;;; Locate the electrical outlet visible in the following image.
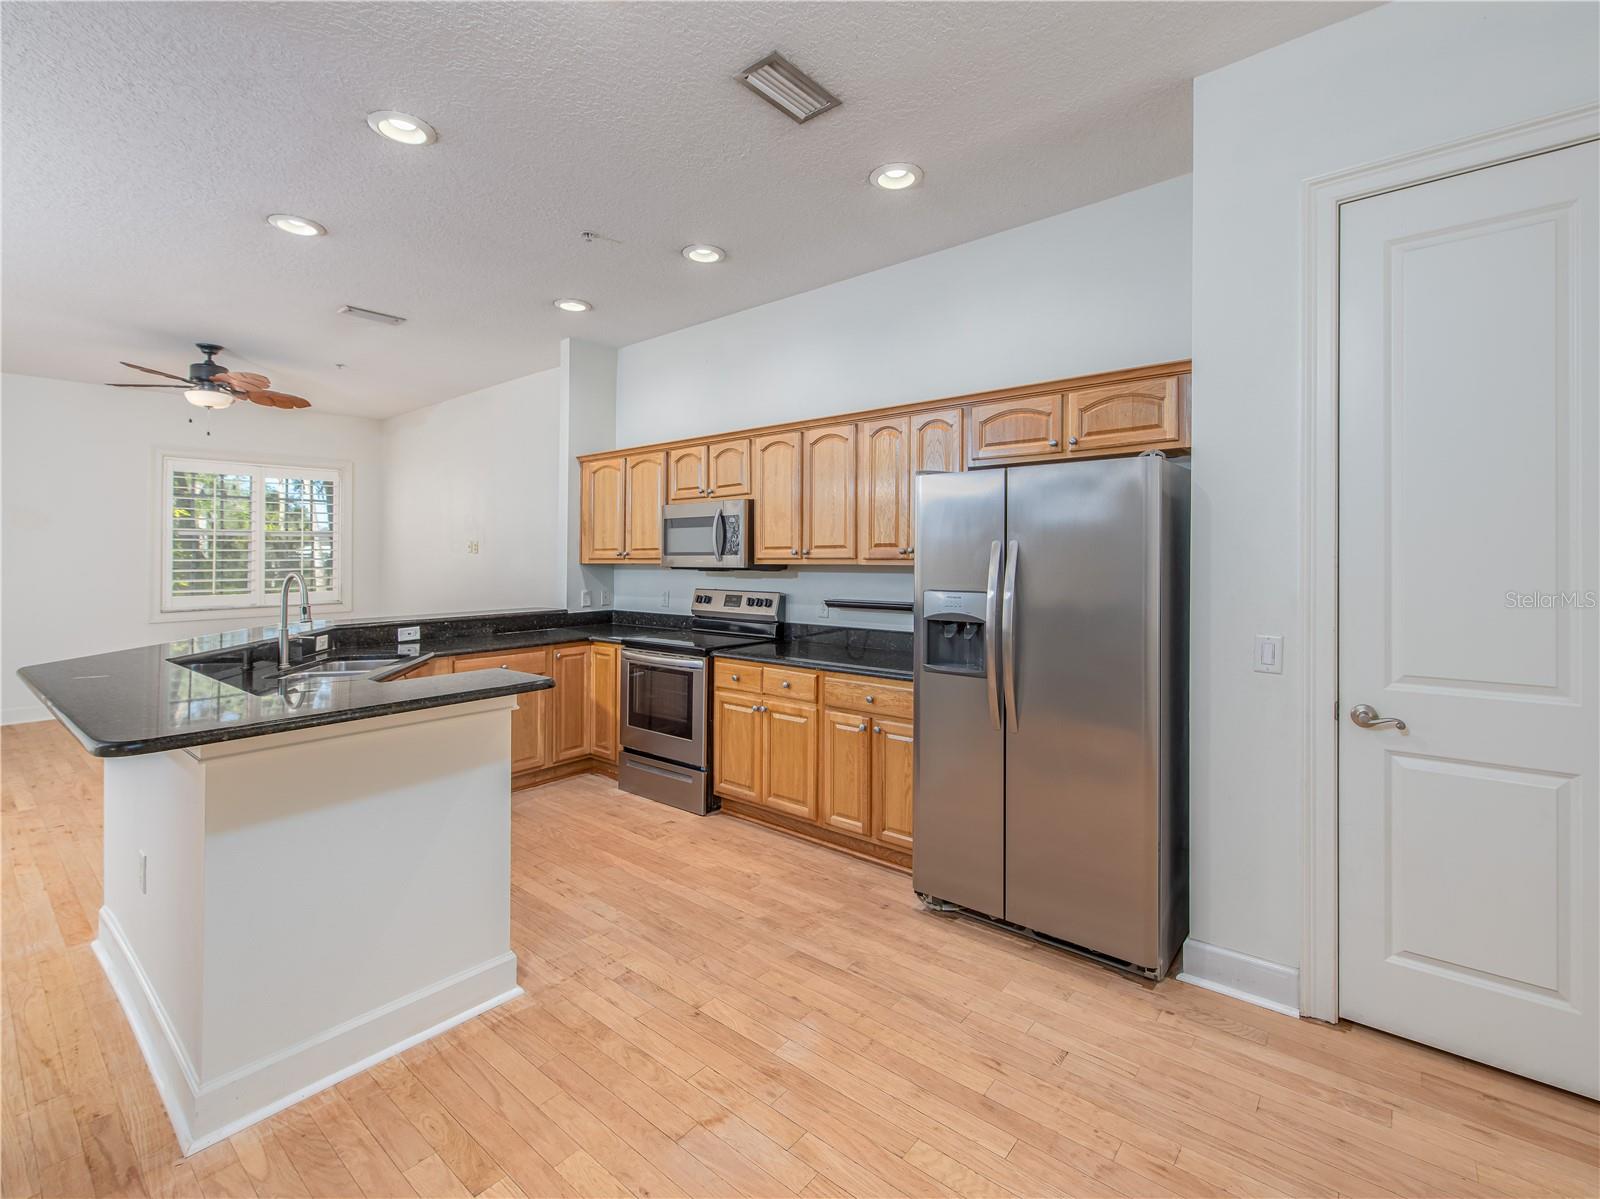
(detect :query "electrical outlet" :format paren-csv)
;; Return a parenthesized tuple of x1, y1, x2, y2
(315, 634, 330, 652)
(600, 588, 610, 606)
(661, 590, 671, 608)
(580, 588, 593, 607)
(397, 626, 421, 642)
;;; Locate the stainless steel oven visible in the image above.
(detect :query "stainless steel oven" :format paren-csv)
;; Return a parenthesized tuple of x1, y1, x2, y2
(620, 648, 708, 768)
(661, 498, 753, 570)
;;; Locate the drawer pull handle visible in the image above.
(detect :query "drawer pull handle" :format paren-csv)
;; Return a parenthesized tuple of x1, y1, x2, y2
(730, 673, 740, 682)
(780, 680, 791, 689)
(864, 695, 874, 703)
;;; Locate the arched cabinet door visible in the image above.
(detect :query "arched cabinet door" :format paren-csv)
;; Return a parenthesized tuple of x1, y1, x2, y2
(1064, 376, 1186, 455)
(580, 456, 626, 562)
(966, 393, 1064, 465)
(857, 416, 910, 562)
(801, 422, 857, 560)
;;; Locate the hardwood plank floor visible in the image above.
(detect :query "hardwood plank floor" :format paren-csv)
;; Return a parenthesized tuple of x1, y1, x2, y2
(3, 719, 1596, 1198)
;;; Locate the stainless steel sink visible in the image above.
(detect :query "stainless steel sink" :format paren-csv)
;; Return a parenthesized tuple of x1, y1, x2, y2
(282, 656, 405, 679)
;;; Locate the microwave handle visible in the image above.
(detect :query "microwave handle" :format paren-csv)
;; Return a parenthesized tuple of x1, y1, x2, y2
(713, 509, 726, 563)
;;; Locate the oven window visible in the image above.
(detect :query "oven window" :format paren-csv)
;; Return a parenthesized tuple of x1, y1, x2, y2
(664, 514, 715, 556)
(626, 662, 695, 740)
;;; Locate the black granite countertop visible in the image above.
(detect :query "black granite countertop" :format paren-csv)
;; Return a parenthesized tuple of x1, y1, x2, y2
(715, 628, 913, 680)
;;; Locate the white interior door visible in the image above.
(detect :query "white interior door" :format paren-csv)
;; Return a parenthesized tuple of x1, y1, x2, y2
(1338, 140, 1598, 1098)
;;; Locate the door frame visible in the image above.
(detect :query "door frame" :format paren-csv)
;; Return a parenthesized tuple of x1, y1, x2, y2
(1298, 103, 1599, 1023)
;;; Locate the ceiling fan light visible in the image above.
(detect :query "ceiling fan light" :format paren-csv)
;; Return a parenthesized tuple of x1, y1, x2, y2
(185, 386, 235, 410)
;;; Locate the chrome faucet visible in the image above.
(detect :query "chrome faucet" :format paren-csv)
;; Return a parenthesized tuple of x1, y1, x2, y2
(278, 572, 310, 670)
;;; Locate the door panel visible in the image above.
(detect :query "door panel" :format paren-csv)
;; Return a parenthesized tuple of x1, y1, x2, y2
(803, 423, 857, 560)
(1064, 377, 1182, 453)
(873, 717, 915, 850)
(966, 394, 1063, 465)
(857, 416, 910, 561)
(550, 645, 590, 763)
(1338, 142, 1598, 1098)
(908, 407, 963, 558)
(667, 445, 708, 502)
(713, 694, 762, 802)
(624, 454, 664, 561)
(707, 438, 752, 497)
(911, 470, 1006, 917)
(581, 457, 626, 562)
(820, 708, 872, 837)
(753, 432, 803, 562)
(589, 643, 619, 762)
(455, 648, 552, 772)
(763, 699, 817, 819)
(1004, 458, 1161, 967)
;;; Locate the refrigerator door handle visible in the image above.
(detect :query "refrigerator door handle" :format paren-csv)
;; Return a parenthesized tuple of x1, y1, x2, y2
(1002, 539, 1019, 732)
(985, 539, 1003, 729)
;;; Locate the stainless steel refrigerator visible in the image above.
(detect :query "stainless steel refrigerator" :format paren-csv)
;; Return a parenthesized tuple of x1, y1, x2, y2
(912, 453, 1188, 979)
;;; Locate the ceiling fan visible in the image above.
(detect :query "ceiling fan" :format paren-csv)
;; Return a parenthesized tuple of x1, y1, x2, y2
(106, 343, 311, 410)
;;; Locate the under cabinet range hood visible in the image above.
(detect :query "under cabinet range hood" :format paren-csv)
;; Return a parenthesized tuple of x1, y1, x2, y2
(662, 498, 777, 570)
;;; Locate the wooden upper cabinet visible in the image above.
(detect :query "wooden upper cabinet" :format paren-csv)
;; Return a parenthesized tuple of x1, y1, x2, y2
(802, 422, 857, 560)
(706, 437, 752, 497)
(666, 445, 707, 502)
(966, 393, 1065, 466)
(1065, 375, 1185, 455)
(580, 456, 627, 563)
(910, 407, 965, 476)
(624, 453, 664, 561)
(753, 432, 803, 563)
(550, 644, 591, 765)
(857, 416, 910, 562)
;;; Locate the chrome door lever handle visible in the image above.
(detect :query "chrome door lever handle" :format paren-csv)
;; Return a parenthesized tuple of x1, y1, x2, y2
(1350, 703, 1406, 732)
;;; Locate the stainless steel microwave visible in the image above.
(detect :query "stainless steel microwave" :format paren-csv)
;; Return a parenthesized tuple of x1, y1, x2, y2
(661, 498, 754, 569)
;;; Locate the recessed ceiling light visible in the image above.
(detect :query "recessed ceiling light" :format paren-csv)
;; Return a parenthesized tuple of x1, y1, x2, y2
(366, 110, 437, 146)
(553, 298, 592, 313)
(870, 163, 922, 191)
(682, 244, 726, 264)
(266, 213, 326, 237)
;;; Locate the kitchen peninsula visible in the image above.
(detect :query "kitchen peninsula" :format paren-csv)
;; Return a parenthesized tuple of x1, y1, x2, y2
(17, 619, 556, 1154)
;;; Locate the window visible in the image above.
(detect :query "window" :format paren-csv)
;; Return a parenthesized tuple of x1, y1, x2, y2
(161, 455, 348, 612)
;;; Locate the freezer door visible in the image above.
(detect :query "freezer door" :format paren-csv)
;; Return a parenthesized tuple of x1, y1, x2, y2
(912, 470, 1007, 918)
(1003, 457, 1168, 969)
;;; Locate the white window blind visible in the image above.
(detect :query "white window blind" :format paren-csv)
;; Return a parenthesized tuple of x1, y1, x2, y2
(162, 456, 347, 612)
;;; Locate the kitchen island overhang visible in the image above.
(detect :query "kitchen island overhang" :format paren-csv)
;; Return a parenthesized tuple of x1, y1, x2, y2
(19, 633, 551, 1155)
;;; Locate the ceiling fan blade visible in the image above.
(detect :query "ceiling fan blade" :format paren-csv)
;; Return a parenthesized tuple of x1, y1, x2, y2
(107, 382, 187, 388)
(214, 371, 270, 391)
(119, 361, 192, 383)
(244, 390, 312, 410)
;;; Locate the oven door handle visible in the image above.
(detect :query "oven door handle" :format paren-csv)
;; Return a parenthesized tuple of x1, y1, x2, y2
(621, 649, 706, 670)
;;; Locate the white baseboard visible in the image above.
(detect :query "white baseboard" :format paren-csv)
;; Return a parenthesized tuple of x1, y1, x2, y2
(94, 907, 522, 1155)
(1, 706, 50, 727)
(1177, 937, 1301, 1017)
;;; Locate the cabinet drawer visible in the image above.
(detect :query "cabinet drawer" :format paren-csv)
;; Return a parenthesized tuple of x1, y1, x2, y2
(453, 647, 551, 675)
(762, 666, 817, 701)
(822, 674, 912, 718)
(715, 659, 762, 693)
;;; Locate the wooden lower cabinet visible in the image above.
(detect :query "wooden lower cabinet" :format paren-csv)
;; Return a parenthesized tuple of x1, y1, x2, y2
(550, 644, 591, 764)
(821, 708, 873, 836)
(452, 648, 552, 773)
(589, 642, 619, 762)
(715, 662, 913, 864)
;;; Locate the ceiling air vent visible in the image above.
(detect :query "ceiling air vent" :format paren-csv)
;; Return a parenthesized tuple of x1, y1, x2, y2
(738, 52, 840, 124)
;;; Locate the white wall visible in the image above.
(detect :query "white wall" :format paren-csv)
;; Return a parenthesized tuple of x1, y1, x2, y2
(378, 368, 563, 616)
(1189, 1, 1599, 975)
(0, 373, 386, 723)
(612, 175, 1194, 627)
(558, 340, 617, 614)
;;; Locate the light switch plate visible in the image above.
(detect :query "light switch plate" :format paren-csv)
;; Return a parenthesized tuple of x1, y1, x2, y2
(1254, 634, 1284, 674)
(397, 626, 421, 642)
(315, 634, 330, 652)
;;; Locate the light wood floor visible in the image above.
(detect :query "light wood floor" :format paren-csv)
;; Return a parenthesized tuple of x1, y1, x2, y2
(3, 721, 1597, 1199)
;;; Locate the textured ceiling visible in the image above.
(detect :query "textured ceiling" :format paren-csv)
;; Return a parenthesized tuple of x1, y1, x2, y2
(2, 1, 1365, 418)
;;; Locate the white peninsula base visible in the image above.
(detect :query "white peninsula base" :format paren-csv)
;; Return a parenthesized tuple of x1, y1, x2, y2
(92, 697, 524, 1154)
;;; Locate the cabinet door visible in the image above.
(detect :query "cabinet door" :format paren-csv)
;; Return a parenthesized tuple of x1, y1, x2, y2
(550, 645, 591, 764)
(1064, 376, 1184, 455)
(667, 445, 708, 502)
(706, 437, 752, 497)
(872, 717, 915, 850)
(580, 456, 627, 562)
(820, 708, 873, 837)
(752, 432, 804, 563)
(802, 423, 857, 560)
(857, 416, 910, 562)
(713, 693, 763, 803)
(762, 699, 817, 820)
(624, 453, 665, 561)
(907, 407, 964, 559)
(588, 642, 619, 763)
(455, 648, 551, 772)
(966, 394, 1064, 465)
